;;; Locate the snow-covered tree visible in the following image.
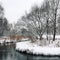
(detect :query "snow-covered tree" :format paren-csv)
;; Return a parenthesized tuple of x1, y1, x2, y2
(0, 3, 8, 36)
(46, 0, 60, 41)
(15, 0, 60, 42)
(15, 16, 28, 36)
(21, 5, 47, 41)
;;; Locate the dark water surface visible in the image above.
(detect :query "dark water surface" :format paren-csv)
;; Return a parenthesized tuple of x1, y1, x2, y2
(0, 44, 60, 60)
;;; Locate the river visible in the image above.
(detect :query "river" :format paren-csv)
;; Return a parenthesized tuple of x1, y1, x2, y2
(0, 44, 60, 60)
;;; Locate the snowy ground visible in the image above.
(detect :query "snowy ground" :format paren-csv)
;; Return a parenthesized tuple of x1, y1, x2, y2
(0, 38, 16, 45)
(16, 39, 60, 56)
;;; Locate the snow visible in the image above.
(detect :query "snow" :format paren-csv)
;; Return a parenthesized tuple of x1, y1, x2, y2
(0, 38, 16, 45)
(42, 35, 60, 40)
(21, 38, 29, 41)
(0, 39, 5, 44)
(0, 39, 11, 43)
(16, 40, 60, 55)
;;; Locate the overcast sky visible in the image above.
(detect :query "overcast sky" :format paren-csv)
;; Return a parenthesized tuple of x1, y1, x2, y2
(0, 0, 43, 23)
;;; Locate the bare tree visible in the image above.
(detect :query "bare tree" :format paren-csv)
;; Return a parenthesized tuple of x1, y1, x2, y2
(40, 0, 50, 40)
(23, 5, 46, 40)
(42, 0, 60, 41)
(49, 0, 60, 41)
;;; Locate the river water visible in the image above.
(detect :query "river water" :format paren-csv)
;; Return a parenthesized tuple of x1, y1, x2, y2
(0, 44, 60, 60)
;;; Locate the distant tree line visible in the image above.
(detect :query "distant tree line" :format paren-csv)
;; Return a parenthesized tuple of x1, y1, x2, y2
(0, 3, 9, 36)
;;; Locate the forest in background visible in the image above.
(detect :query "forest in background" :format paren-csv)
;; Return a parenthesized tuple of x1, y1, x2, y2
(0, 0, 60, 42)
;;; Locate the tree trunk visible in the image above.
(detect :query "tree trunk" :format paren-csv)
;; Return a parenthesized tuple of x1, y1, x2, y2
(53, 10, 57, 41)
(40, 34, 42, 40)
(53, 20, 56, 41)
(46, 19, 48, 40)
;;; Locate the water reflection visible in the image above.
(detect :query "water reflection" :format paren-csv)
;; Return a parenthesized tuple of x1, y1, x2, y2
(0, 44, 60, 60)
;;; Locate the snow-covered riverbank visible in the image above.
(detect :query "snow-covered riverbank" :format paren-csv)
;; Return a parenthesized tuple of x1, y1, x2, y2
(16, 40, 60, 56)
(0, 39, 16, 45)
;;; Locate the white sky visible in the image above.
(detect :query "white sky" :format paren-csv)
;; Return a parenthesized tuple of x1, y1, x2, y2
(0, 0, 43, 23)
